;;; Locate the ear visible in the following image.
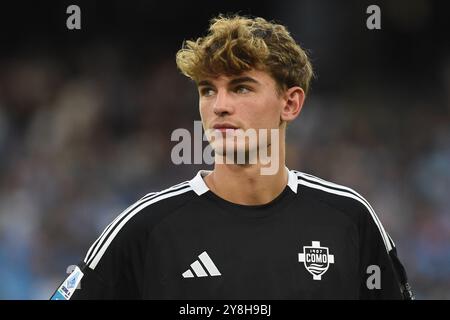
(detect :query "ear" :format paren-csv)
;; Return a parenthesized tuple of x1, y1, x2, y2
(280, 86, 305, 122)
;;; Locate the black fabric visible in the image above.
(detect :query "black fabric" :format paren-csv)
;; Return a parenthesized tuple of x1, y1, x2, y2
(56, 171, 412, 300)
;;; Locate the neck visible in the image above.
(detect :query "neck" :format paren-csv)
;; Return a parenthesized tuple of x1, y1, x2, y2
(204, 145, 287, 206)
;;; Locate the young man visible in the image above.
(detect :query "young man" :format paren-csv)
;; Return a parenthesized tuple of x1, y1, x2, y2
(52, 15, 413, 300)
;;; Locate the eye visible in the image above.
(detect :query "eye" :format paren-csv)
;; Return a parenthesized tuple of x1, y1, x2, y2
(200, 87, 215, 97)
(235, 86, 251, 94)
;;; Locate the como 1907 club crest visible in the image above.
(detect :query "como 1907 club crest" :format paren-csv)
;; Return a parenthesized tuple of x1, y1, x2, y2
(298, 241, 335, 280)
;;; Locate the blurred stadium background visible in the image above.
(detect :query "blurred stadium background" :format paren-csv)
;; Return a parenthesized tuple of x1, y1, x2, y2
(0, 0, 448, 299)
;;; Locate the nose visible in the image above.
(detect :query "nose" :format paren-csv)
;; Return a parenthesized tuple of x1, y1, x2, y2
(213, 89, 234, 116)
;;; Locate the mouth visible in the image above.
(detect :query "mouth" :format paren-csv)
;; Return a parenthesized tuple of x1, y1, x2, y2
(212, 123, 239, 133)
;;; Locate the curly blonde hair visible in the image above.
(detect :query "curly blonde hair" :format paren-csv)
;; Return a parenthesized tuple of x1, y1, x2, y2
(176, 14, 314, 95)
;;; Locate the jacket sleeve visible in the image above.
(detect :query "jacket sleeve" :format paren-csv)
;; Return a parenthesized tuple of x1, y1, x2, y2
(358, 203, 414, 300)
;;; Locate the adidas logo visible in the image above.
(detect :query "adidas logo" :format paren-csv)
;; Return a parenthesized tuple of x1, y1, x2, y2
(182, 251, 221, 278)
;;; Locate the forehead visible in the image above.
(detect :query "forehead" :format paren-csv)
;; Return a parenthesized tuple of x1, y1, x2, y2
(197, 69, 276, 86)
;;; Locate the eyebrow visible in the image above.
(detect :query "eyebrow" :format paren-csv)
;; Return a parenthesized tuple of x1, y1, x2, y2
(197, 76, 261, 87)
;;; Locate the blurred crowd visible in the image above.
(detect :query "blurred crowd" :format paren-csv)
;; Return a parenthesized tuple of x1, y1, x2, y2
(0, 39, 449, 299)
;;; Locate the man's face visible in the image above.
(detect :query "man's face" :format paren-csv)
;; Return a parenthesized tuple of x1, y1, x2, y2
(198, 69, 285, 160)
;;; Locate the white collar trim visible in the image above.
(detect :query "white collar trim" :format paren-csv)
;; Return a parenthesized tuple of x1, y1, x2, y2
(287, 168, 299, 193)
(189, 167, 298, 195)
(189, 170, 211, 196)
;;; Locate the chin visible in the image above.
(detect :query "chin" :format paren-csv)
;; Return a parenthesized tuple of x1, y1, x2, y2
(214, 144, 259, 164)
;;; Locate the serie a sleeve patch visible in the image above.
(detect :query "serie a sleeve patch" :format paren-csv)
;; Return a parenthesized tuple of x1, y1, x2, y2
(51, 266, 84, 300)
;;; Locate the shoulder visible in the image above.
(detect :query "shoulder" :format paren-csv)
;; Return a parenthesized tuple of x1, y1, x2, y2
(292, 170, 371, 213)
(82, 179, 197, 269)
(112, 180, 197, 233)
(291, 170, 393, 252)
(136, 180, 197, 214)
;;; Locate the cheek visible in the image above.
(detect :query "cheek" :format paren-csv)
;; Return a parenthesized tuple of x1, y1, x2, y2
(259, 98, 283, 127)
(199, 102, 209, 121)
